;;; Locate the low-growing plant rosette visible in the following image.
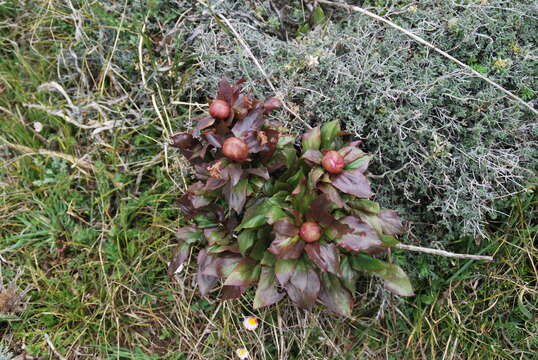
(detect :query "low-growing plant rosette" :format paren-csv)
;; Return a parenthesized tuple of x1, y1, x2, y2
(169, 83, 414, 316)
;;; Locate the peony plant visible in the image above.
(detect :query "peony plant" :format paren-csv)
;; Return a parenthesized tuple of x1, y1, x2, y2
(168, 79, 413, 316)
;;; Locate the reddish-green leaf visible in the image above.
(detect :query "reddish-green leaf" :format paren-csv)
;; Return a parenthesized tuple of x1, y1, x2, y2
(337, 216, 383, 253)
(350, 254, 414, 296)
(254, 267, 285, 309)
(268, 235, 304, 260)
(378, 210, 404, 235)
(285, 262, 320, 309)
(302, 149, 323, 165)
(225, 179, 248, 214)
(197, 250, 219, 296)
(338, 142, 364, 164)
(349, 199, 380, 215)
(201, 253, 242, 278)
(175, 225, 203, 244)
(305, 242, 341, 275)
(168, 242, 191, 276)
(308, 167, 325, 189)
(318, 273, 353, 316)
(224, 258, 261, 287)
(275, 259, 297, 286)
(273, 217, 299, 237)
(302, 126, 321, 152)
(332, 169, 373, 198)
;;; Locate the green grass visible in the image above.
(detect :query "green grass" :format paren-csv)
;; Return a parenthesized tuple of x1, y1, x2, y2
(1, 1, 536, 359)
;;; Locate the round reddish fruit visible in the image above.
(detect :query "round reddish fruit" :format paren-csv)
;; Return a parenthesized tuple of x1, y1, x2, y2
(222, 137, 249, 162)
(299, 221, 322, 243)
(209, 99, 231, 119)
(322, 150, 345, 174)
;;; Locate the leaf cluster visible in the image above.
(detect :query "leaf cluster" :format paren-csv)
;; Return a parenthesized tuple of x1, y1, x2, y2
(169, 79, 413, 316)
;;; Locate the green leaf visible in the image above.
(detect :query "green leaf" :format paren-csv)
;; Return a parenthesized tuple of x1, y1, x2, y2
(321, 120, 340, 148)
(350, 254, 414, 296)
(339, 257, 358, 294)
(261, 251, 276, 266)
(266, 206, 288, 225)
(312, 5, 326, 25)
(345, 155, 372, 172)
(238, 214, 266, 230)
(238, 229, 256, 256)
(302, 126, 321, 152)
(254, 267, 285, 309)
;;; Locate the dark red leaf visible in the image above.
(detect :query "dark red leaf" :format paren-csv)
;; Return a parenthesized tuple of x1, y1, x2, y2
(221, 163, 243, 187)
(263, 97, 281, 114)
(194, 116, 215, 135)
(285, 263, 320, 309)
(253, 267, 285, 309)
(302, 149, 323, 165)
(221, 285, 247, 300)
(216, 78, 238, 104)
(246, 167, 270, 180)
(318, 273, 353, 316)
(332, 169, 373, 198)
(224, 179, 248, 214)
(305, 243, 340, 275)
(273, 217, 299, 237)
(204, 177, 227, 191)
(318, 183, 346, 208)
(203, 131, 224, 148)
(305, 195, 335, 227)
(378, 210, 404, 235)
(232, 107, 265, 138)
(268, 235, 304, 260)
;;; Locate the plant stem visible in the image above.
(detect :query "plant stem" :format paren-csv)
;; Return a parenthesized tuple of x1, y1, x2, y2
(395, 244, 493, 261)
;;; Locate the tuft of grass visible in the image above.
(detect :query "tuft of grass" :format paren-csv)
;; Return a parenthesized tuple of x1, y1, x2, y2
(0, 0, 536, 359)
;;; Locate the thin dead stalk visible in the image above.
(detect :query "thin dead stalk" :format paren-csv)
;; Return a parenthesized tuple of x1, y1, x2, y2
(318, 0, 538, 116)
(395, 244, 493, 261)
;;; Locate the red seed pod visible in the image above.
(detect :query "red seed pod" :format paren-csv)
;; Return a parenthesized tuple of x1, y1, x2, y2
(299, 221, 322, 243)
(322, 150, 345, 174)
(222, 137, 249, 162)
(209, 99, 231, 119)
